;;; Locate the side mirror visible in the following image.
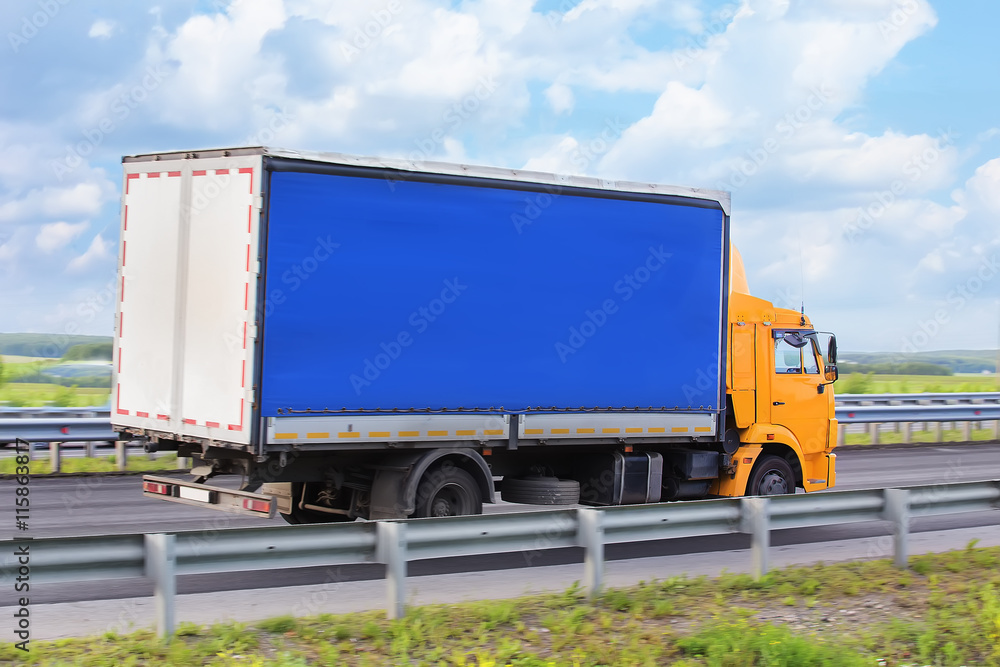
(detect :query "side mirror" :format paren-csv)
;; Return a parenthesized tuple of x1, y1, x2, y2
(825, 365, 838, 383)
(827, 337, 837, 365)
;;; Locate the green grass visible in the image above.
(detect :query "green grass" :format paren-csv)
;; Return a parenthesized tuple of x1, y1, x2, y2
(0, 382, 109, 407)
(845, 424, 999, 446)
(5, 545, 1000, 666)
(838, 373, 999, 394)
(0, 452, 180, 474)
(0, 354, 54, 364)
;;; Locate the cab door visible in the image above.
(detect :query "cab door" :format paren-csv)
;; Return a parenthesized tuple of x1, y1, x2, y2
(769, 331, 830, 452)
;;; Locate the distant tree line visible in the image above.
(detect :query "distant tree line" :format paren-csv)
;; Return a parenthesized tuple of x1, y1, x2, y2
(0, 333, 112, 358)
(839, 361, 952, 376)
(60, 342, 113, 361)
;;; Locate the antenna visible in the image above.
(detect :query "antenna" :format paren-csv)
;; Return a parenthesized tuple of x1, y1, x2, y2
(797, 228, 806, 324)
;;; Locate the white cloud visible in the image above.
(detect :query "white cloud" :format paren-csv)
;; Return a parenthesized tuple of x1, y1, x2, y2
(66, 234, 112, 274)
(36, 221, 88, 253)
(544, 83, 574, 115)
(0, 182, 113, 224)
(88, 19, 117, 40)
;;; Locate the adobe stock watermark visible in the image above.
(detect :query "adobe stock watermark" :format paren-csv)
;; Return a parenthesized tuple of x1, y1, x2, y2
(672, 6, 738, 70)
(384, 73, 498, 193)
(338, 0, 402, 63)
(716, 83, 835, 193)
(8, 0, 71, 53)
(51, 64, 172, 181)
(225, 235, 341, 352)
(899, 253, 999, 354)
(408, 75, 498, 162)
(511, 116, 627, 235)
(555, 246, 672, 363)
(878, 0, 921, 40)
(349, 278, 468, 394)
(844, 127, 956, 244)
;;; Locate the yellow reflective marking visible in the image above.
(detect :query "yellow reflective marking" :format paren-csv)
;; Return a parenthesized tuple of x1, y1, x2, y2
(648, 427, 666, 433)
(551, 428, 570, 434)
(338, 431, 360, 438)
(672, 427, 688, 432)
(484, 429, 503, 435)
(577, 428, 595, 434)
(274, 433, 296, 440)
(428, 430, 448, 436)
(625, 427, 643, 433)
(369, 431, 391, 438)
(456, 429, 476, 436)
(602, 427, 620, 434)
(695, 426, 712, 432)
(306, 432, 329, 439)
(399, 430, 419, 437)
(524, 428, 543, 435)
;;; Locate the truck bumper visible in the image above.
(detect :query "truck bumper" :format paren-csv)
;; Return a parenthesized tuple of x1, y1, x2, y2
(142, 474, 276, 518)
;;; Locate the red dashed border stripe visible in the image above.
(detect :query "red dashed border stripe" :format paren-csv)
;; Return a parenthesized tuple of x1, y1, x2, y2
(118, 166, 254, 433)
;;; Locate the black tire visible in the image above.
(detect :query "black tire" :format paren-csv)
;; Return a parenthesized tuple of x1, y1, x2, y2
(501, 476, 581, 505)
(413, 465, 483, 518)
(279, 482, 353, 525)
(746, 455, 796, 496)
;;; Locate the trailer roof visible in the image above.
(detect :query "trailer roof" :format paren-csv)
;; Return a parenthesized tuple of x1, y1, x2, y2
(123, 146, 731, 216)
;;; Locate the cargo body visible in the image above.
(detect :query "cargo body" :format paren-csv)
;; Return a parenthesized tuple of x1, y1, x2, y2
(116, 148, 839, 522)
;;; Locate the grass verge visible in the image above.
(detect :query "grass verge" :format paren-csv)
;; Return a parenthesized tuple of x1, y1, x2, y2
(845, 425, 999, 446)
(0, 452, 180, 475)
(4, 544, 1000, 665)
(0, 383, 109, 408)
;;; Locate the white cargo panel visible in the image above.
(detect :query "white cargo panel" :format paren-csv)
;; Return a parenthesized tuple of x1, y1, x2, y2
(114, 156, 262, 445)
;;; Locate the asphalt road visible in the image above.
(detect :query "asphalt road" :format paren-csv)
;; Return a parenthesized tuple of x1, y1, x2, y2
(5, 442, 1000, 605)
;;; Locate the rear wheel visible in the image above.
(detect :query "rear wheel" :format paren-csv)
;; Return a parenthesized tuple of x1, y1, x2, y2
(279, 482, 354, 524)
(413, 465, 482, 518)
(746, 455, 796, 496)
(501, 476, 581, 505)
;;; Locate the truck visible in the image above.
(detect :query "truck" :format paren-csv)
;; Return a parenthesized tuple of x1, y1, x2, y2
(114, 146, 839, 523)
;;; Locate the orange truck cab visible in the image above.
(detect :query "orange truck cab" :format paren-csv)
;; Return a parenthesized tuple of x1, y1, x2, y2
(714, 246, 839, 497)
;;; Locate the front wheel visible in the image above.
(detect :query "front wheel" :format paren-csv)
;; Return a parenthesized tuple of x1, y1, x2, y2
(746, 455, 796, 496)
(413, 465, 483, 518)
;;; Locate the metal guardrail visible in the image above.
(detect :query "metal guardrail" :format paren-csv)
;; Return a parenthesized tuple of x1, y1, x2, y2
(837, 392, 1000, 406)
(3, 394, 999, 446)
(4, 391, 995, 416)
(2, 479, 998, 636)
(836, 404, 1000, 423)
(0, 418, 117, 444)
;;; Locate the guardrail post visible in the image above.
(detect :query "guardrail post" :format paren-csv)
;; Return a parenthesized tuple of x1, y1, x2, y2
(883, 489, 910, 569)
(901, 422, 912, 444)
(932, 422, 943, 442)
(116, 441, 127, 471)
(577, 508, 604, 598)
(993, 420, 1000, 440)
(144, 533, 177, 638)
(49, 442, 61, 473)
(741, 497, 770, 579)
(962, 421, 972, 442)
(868, 423, 880, 445)
(85, 441, 94, 458)
(837, 424, 845, 447)
(376, 522, 407, 619)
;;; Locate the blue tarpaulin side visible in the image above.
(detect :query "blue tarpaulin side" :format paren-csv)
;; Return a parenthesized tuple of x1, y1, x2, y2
(259, 170, 725, 415)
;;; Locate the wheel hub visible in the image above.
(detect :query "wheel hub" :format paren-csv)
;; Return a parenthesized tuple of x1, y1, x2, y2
(759, 470, 788, 495)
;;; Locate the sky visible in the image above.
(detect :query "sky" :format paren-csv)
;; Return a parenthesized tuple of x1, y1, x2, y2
(0, 0, 998, 353)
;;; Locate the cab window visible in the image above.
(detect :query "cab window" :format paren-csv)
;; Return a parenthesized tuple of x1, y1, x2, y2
(802, 340, 820, 374)
(774, 338, 802, 374)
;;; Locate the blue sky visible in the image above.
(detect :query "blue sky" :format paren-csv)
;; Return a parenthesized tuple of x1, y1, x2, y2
(1, 0, 998, 353)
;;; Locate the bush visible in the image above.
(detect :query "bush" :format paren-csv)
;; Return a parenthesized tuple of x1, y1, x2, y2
(840, 372, 874, 394)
